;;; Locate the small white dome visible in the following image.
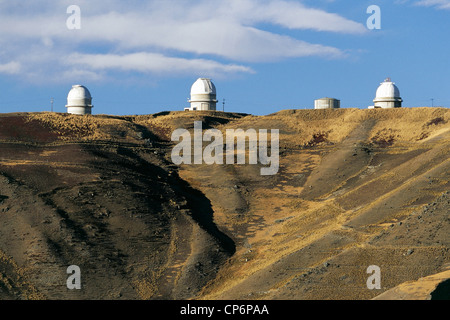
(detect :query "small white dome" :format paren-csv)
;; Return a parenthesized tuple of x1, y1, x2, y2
(67, 85, 92, 107)
(187, 78, 218, 111)
(375, 78, 401, 99)
(190, 78, 216, 96)
(66, 85, 93, 115)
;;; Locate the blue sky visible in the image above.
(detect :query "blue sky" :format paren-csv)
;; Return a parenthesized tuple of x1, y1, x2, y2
(0, 0, 449, 116)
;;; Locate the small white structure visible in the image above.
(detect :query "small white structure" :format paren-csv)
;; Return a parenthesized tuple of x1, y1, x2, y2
(185, 78, 218, 111)
(314, 98, 340, 109)
(66, 85, 93, 115)
(371, 78, 402, 109)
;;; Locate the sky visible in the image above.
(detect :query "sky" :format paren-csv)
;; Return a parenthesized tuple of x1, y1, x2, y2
(0, 0, 449, 116)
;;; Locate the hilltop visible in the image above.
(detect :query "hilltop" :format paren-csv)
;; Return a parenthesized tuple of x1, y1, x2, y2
(0, 107, 449, 300)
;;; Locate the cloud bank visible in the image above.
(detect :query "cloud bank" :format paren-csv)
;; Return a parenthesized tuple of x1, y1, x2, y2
(0, 0, 367, 83)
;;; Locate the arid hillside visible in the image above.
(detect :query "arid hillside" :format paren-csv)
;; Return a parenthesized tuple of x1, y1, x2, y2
(0, 108, 449, 300)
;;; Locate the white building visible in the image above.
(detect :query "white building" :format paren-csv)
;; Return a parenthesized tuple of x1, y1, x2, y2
(314, 97, 340, 109)
(185, 78, 218, 111)
(66, 85, 93, 115)
(370, 78, 403, 109)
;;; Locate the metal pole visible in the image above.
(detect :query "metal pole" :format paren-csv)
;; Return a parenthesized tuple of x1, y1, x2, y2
(51, 98, 54, 112)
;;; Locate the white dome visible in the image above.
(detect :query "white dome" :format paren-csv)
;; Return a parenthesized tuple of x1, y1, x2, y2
(67, 85, 92, 107)
(187, 78, 218, 111)
(66, 85, 93, 115)
(375, 78, 401, 99)
(373, 78, 402, 108)
(190, 78, 216, 96)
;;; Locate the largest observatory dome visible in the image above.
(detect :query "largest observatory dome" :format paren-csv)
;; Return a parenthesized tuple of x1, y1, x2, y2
(373, 78, 403, 108)
(66, 85, 93, 115)
(187, 78, 218, 111)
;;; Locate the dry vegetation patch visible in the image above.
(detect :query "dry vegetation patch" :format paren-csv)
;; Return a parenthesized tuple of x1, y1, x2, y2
(25, 113, 146, 142)
(26, 113, 100, 140)
(271, 108, 450, 148)
(366, 108, 450, 145)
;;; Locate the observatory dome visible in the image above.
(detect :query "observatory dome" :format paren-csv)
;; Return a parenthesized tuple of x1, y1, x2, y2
(191, 78, 217, 96)
(376, 79, 401, 99)
(372, 78, 402, 109)
(66, 85, 93, 115)
(187, 78, 218, 111)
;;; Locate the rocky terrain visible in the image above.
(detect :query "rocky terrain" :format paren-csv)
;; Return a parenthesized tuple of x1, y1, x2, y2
(0, 107, 449, 300)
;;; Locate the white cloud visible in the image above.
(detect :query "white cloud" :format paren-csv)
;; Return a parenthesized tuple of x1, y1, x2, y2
(65, 52, 254, 76)
(398, 0, 450, 9)
(60, 68, 105, 83)
(414, 0, 450, 9)
(227, 0, 366, 33)
(0, 0, 366, 82)
(0, 61, 21, 74)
